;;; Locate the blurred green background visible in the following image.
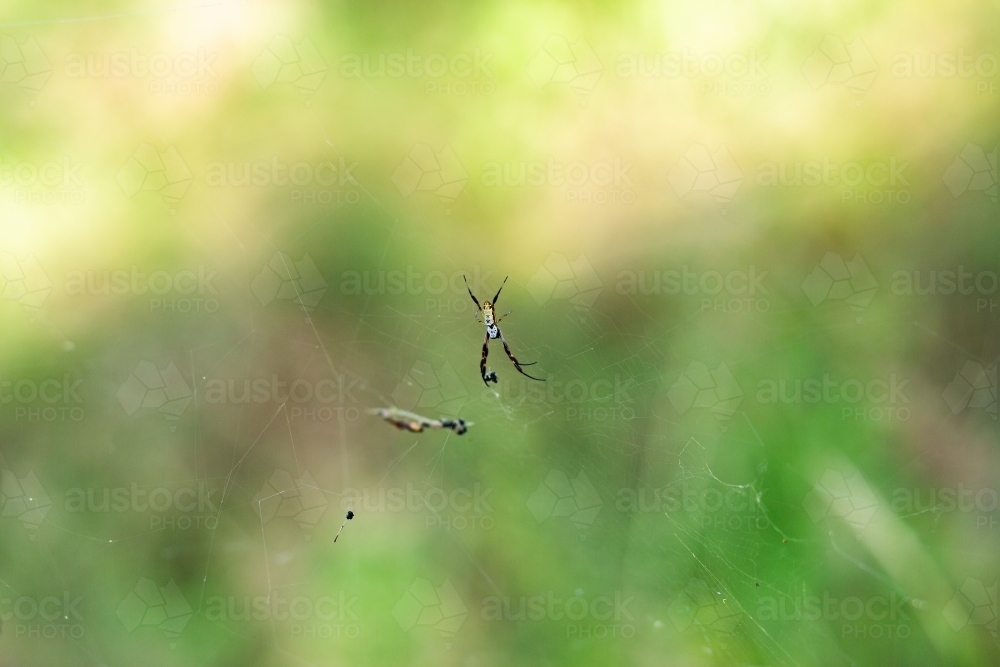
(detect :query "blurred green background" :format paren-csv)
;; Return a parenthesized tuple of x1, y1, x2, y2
(0, 0, 998, 665)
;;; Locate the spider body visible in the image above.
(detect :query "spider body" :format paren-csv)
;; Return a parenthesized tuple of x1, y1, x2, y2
(483, 305, 500, 339)
(464, 275, 544, 385)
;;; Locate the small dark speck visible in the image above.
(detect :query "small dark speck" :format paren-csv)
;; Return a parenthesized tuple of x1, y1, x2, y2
(346, 510, 354, 520)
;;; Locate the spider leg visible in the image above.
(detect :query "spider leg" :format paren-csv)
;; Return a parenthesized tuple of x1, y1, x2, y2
(480, 333, 497, 385)
(498, 330, 545, 381)
(463, 274, 482, 312)
(491, 276, 508, 306)
(496, 310, 538, 366)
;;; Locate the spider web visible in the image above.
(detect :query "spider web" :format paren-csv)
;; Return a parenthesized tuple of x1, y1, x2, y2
(4, 115, 949, 667)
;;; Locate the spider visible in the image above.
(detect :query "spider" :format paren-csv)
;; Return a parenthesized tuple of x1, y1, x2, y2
(464, 275, 545, 385)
